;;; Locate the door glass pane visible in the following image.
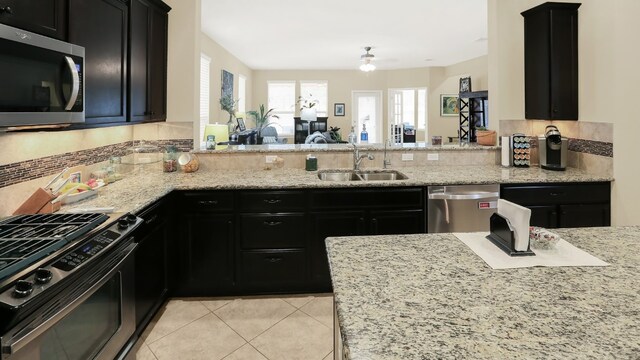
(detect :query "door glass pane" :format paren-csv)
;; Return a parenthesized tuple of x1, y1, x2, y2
(40, 274, 121, 360)
(356, 95, 378, 143)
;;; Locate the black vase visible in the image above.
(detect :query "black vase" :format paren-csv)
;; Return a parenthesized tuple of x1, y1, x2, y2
(256, 136, 263, 145)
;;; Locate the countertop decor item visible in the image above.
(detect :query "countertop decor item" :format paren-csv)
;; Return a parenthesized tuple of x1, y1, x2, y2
(220, 93, 239, 131)
(163, 146, 178, 172)
(203, 124, 229, 150)
(476, 127, 496, 146)
(178, 153, 199, 173)
(529, 226, 561, 250)
(248, 104, 279, 141)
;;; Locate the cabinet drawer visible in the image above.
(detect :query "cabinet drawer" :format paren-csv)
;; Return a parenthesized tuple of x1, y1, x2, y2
(311, 187, 423, 210)
(240, 214, 306, 249)
(501, 183, 610, 205)
(180, 192, 234, 212)
(136, 199, 166, 234)
(239, 190, 306, 212)
(239, 250, 306, 286)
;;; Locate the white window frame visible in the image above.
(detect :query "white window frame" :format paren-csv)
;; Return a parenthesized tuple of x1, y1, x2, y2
(388, 87, 428, 140)
(199, 54, 211, 143)
(267, 81, 296, 135)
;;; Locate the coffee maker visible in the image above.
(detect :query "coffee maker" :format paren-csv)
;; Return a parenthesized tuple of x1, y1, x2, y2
(538, 125, 567, 171)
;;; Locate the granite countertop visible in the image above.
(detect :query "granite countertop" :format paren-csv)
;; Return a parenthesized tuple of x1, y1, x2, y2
(61, 165, 613, 215)
(326, 227, 640, 359)
(193, 142, 500, 154)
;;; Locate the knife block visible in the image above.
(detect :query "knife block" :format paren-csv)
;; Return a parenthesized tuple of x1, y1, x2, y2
(13, 188, 56, 215)
(486, 213, 535, 256)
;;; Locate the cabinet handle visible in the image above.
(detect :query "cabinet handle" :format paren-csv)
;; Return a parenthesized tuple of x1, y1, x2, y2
(265, 257, 283, 263)
(263, 221, 282, 226)
(198, 200, 218, 205)
(145, 213, 159, 225)
(0, 7, 13, 14)
(263, 199, 281, 204)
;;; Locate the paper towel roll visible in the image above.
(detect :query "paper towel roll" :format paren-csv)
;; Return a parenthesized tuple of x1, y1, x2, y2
(501, 136, 511, 167)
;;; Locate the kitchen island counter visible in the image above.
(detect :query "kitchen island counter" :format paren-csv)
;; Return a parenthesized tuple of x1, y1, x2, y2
(61, 165, 612, 215)
(326, 227, 640, 359)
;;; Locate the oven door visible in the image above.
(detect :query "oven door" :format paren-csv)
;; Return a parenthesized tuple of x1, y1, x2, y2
(0, 24, 84, 127)
(0, 242, 136, 360)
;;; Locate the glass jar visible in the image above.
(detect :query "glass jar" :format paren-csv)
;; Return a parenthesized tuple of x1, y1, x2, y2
(206, 135, 216, 150)
(163, 146, 178, 172)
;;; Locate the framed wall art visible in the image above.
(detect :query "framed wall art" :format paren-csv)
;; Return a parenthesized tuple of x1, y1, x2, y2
(221, 70, 234, 99)
(459, 77, 472, 93)
(440, 94, 459, 117)
(334, 103, 345, 116)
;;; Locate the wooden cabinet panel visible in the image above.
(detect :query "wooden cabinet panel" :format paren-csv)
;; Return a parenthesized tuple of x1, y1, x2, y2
(369, 209, 425, 235)
(180, 191, 234, 212)
(311, 188, 423, 210)
(0, 0, 67, 39)
(528, 205, 558, 228)
(239, 190, 307, 212)
(135, 220, 167, 327)
(68, 0, 128, 124)
(238, 250, 307, 291)
(239, 213, 306, 249)
(559, 204, 610, 228)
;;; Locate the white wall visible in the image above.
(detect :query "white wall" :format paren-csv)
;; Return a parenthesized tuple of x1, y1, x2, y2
(488, 0, 640, 225)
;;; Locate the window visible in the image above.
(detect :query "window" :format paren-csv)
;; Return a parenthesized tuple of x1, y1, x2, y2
(389, 87, 428, 141)
(300, 81, 328, 117)
(238, 74, 246, 113)
(267, 81, 296, 135)
(199, 54, 211, 142)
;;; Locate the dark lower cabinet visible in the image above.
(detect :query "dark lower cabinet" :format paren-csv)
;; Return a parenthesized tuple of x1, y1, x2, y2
(134, 219, 167, 327)
(0, 0, 67, 39)
(69, 0, 128, 124)
(501, 182, 611, 228)
(310, 211, 365, 290)
(369, 209, 424, 235)
(238, 250, 307, 292)
(177, 213, 235, 296)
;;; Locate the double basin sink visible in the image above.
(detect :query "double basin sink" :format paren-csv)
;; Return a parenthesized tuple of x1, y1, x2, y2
(318, 169, 408, 182)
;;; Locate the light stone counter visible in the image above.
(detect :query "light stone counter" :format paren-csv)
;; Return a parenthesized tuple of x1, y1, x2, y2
(326, 227, 640, 359)
(193, 142, 500, 154)
(61, 165, 613, 215)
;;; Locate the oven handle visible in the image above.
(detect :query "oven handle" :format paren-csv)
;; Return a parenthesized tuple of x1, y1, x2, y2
(64, 56, 80, 111)
(5, 242, 137, 356)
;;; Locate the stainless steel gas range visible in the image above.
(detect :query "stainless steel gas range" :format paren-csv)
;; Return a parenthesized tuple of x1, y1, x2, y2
(0, 212, 142, 360)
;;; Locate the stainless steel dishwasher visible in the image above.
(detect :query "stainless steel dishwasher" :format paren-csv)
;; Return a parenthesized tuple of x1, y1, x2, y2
(427, 184, 500, 233)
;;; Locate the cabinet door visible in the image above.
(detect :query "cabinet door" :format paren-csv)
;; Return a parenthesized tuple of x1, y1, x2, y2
(135, 220, 167, 328)
(178, 214, 235, 296)
(559, 204, 610, 228)
(69, 0, 128, 124)
(310, 212, 365, 290)
(129, 0, 168, 122)
(0, 0, 67, 39)
(528, 205, 558, 228)
(369, 209, 425, 235)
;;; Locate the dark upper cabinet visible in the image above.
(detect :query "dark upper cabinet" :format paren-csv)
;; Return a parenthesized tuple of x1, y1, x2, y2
(129, 0, 169, 122)
(69, 0, 128, 124)
(522, 2, 581, 120)
(0, 0, 67, 40)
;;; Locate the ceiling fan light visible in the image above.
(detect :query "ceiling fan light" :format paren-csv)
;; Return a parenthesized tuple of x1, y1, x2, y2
(360, 63, 376, 72)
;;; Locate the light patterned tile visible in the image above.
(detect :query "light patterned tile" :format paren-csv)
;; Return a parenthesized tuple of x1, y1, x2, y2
(214, 298, 296, 341)
(300, 296, 334, 328)
(145, 299, 210, 343)
(281, 295, 315, 309)
(251, 311, 333, 360)
(201, 299, 231, 312)
(223, 343, 268, 360)
(149, 313, 245, 360)
(135, 342, 158, 360)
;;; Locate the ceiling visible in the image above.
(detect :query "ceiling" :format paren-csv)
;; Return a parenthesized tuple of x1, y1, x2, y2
(201, 0, 488, 71)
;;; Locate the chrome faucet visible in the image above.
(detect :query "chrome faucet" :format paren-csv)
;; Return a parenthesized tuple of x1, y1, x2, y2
(383, 139, 392, 169)
(352, 143, 375, 171)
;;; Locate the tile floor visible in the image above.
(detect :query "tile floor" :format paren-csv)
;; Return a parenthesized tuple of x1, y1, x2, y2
(135, 294, 334, 360)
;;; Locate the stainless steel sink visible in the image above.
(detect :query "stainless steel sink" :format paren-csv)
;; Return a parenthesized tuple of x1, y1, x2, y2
(317, 171, 361, 181)
(317, 170, 408, 181)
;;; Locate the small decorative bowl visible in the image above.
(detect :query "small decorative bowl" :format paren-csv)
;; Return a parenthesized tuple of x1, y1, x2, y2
(529, 226, 561, 250)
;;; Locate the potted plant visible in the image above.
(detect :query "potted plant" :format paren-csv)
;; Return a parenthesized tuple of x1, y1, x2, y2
(297, 95, 319, 121)
(475, 126, 497, 146)
(220, 94, 239, 132)
(247, 104, 279, 144)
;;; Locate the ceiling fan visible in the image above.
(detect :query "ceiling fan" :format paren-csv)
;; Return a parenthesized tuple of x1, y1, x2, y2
(360, 46, 376, 72)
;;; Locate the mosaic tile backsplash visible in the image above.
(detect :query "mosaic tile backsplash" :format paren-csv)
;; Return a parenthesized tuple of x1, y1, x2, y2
(0, 139, 193, 188)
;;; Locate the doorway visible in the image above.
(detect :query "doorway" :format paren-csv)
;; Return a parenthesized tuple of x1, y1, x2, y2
(351, 91, 383, 143)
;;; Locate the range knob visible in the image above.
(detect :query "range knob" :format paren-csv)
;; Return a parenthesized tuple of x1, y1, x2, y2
(117, 218, 129, 229)
(34, 268, 53, 284)
(126, 214, 138, 224)
(13, 280, 34, 298)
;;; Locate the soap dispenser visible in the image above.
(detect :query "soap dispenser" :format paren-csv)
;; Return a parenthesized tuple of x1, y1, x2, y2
(348, 126, 357, 144)
(360, 124, 369, 144)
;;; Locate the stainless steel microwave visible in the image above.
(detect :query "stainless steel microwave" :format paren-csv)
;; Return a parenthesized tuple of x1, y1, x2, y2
(0, 23, 85, 128)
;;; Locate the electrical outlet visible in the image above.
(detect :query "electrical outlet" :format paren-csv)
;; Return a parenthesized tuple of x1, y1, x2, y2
(265, 155, 277, 163)
(401, 153, 414, 161)
(427, 153, 439, 161)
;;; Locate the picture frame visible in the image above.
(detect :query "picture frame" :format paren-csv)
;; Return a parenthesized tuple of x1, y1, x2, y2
(237, 118, 246, 132)
(69, 171, 82, 184)
(440, 94, 459, 117)
(221, 70, 234, 99)
(459, 76, 472, 93)
(334, 103, 345, 116)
